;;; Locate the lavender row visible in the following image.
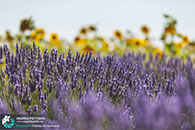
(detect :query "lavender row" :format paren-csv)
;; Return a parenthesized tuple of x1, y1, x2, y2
(0, 43, 195, 130)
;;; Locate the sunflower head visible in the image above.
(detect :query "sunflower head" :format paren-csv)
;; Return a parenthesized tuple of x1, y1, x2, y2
(141, 25, 150, 34)
(75, 36, 81, 43)
(114, 30, 122, 40)
(126, 38, 133, 45)
(50, 33, 59, 41)
(82, 45, 95, 53)
(154, 48, 163, 58)
(102, 41, 109, 51)
(20, 17, 35, 32)
(50, 33, 62, 48)
(182, 35, 189, 43)
(80, 27, 88, 34)
(36, 28, 45, 40)
(134, 38, 146, 46)
(98, 37, 105, 41)
(74, 36, 86, 46)
(175, 41, 185, 49)
(30, 30, 37, 41)
(5, 30, 14, 42)
(88, 25, 96, 32)
(164, 25, 176, 35)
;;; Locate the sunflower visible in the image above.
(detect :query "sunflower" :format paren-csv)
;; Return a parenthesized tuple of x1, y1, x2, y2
(126, 38, 133, 45)
(114, 30, 122, 40)
(182, 35, 189, 43)
(75, 36, 80, 43)
(30, 30, 38, 42)
(133, 38, 146, 46)
(125, 38, 146, 46)
(97, 37, 105, 41)
(141, 25, 150, 34)
(175, 41, 185, 49)
(50, 33, 59, 41)
(36, 28, 45, 40)
(74, 36, 86, 46)
(154, 48, 163, 58)
(82, 45, 95, 53)
(5, 31, 14, 43)
(50, 33, 62, 48)
(164, 26, 176, 35)
(20, 19, 30, 32)
(80, 27, 88, 34)
(102, 41, 109, 51)
(88, 25, 96, 32)
(31, 30, 36, 38)
(20, 17, 35, 32)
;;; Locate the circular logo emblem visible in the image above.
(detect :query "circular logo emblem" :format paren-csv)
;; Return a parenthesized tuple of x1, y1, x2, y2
(2, 115, 15, 128)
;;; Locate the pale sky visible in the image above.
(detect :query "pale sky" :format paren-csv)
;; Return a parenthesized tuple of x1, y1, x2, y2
(0, 0, 195, 48)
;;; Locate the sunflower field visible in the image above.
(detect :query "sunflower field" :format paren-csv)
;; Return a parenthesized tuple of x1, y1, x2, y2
(0, 14, 195, 130)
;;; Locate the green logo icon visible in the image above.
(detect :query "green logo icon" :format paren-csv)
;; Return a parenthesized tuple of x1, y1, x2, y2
(2, 115, 15, 128)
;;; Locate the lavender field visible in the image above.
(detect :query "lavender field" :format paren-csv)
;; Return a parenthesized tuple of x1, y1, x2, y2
(0, 42, 194, 130)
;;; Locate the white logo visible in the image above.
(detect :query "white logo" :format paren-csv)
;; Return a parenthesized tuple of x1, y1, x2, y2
(2, 115, 10, 125)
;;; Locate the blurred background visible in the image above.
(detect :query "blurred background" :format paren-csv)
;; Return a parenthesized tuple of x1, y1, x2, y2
(0, 0, 195, 58)
(1, 0, 195, 47)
